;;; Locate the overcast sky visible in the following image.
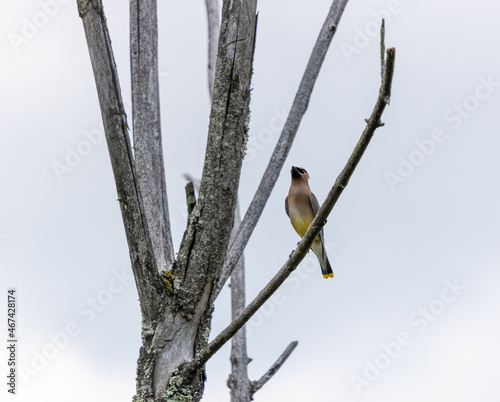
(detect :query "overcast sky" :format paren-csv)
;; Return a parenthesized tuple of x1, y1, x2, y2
(1, 0, 500, 401)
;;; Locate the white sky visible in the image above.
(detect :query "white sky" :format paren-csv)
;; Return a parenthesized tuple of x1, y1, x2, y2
(1, 0, 500, 401)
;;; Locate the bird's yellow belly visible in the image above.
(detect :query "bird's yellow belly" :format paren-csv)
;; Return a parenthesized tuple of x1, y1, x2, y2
(289, 210, 314, 238)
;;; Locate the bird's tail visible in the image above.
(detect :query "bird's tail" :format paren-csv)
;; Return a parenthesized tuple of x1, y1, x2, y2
(321, 256, 334, 279)
(312, 239, 333, 279)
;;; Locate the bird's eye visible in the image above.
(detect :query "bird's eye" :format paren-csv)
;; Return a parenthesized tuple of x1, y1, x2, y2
(291, 166, 307, 177)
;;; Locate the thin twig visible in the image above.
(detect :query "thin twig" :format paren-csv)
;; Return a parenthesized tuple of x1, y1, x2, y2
(380, 19, 385, 81)
(215, 0, 350, 297)
(190, 28, 396, 369)
(251, 341, 298, 394)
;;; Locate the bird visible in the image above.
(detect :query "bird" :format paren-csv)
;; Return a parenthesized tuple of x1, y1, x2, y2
(285, 166, 333, 278)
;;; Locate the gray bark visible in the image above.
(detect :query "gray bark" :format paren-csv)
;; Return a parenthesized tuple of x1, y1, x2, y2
(204, 0, 221, 98)
(228, 205, 252, 402)
(78, 0, 257, 399)
(77, 0, 163, 326)
(152, 0, 259, 399)
(185, 179, 255, 401)
(130, 0, 175, 271)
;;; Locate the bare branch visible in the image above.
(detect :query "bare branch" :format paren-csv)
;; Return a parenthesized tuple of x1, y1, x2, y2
(380, 18, 385, 80)
(251, 341, 298, 394)
(216, 0, 351, 297)
(130, 0, 175, 270)
(191, 30, 396, 369)
(77, 0, 162, 323)
(204, 0, 221, 98)
(228, 203, 252, 401)
(185, 182, 196, 215)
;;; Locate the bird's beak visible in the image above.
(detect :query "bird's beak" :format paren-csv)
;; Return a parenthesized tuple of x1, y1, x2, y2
(291, 166, 302, 179)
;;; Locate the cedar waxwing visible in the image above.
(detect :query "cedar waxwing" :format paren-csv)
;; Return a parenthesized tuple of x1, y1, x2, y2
(285, 166, 333, 279)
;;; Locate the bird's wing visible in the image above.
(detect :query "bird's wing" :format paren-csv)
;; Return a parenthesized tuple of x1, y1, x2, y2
(285, 196, 289, 217)
(309, 193, 326, 244)
(309, 193, 320, 216)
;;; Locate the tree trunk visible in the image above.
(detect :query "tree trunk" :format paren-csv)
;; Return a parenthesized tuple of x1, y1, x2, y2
(78, 0, 257, 399)
(140, 0, 259, 399)
(76, 1, 398, 401)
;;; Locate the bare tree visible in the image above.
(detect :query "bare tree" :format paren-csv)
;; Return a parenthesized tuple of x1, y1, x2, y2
(76, 0, 395, 401)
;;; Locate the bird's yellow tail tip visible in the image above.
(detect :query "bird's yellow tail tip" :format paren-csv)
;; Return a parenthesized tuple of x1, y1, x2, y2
(323, 273, 334, 279)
